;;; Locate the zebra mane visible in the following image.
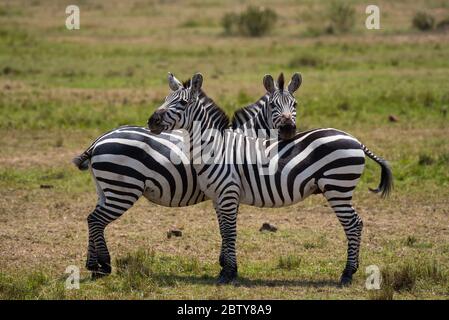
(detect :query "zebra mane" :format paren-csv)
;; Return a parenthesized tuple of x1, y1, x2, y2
(230, 95, 267, 129)
(278, 73, 285, 92)
(198, 90, 230, 130)
(183, 79, 191, 88)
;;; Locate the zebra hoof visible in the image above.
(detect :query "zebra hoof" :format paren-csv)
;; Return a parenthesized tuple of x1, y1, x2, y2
(339, 275, 352, 286)
(91, 271, 109, 280)
(98, 261, 112, 274)
(86, 263, 99, 272)
(217, 270, 237, 285)
(339, 269, 354, 286)
(90, 261, 112, 280)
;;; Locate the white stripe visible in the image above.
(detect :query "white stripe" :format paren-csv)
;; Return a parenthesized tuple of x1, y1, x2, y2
(324, 165, 365, 176)
(319, 178, 360, 188)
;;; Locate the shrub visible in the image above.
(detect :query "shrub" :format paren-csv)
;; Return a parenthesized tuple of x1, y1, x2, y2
(412, 12, 435, 31)
(327, 1, 355, 33)
(436, 17, 449, 31)
(221, 6, 277, 37)
(370, 259, 446, 299)
(384, 264, 416, 292)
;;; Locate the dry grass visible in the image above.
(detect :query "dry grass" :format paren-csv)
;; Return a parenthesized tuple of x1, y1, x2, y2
(1, 162, 448, 298)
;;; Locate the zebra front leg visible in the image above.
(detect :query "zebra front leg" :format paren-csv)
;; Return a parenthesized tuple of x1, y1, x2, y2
(213, 201, 226, 269)
(214, 190, 240, 284)
(216, 212, 238, 284)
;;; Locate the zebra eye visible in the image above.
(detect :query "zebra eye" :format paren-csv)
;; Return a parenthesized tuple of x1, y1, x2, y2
(179, 99, 188, 106)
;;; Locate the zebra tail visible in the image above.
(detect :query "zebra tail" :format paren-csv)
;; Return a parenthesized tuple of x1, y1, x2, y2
(72, 150, 92, 171)
(72, 127, 120, 171)
(361, 144, 393, 198)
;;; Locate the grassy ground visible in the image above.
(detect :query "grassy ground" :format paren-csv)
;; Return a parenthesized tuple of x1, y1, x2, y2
(0, 0, 449, 299)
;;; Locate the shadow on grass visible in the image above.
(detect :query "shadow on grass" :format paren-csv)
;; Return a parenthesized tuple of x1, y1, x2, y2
(150, 274, 339, 288)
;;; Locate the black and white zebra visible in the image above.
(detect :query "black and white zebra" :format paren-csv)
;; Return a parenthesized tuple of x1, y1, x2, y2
(232, 72, 302, 140)
(148, 73, 393, 285)
(72, 72, 301, 278)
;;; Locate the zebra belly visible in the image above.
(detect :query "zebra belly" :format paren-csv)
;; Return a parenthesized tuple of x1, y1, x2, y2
(238, 174, 319, 207)
(143, 179, 207, 207)
(236, 132, 366, 208)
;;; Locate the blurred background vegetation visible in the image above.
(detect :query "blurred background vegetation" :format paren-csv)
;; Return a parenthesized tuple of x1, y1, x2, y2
(1, 0, 448, 192)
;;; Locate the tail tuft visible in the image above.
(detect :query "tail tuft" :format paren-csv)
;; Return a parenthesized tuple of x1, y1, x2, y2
(368, 159, 393, 198)
(362, 144, 393, 198)
(72, 152, 90, 171)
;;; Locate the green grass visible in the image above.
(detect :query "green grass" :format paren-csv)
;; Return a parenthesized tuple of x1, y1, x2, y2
(1, 249, 448, 300)
(0, 166, 93, 193)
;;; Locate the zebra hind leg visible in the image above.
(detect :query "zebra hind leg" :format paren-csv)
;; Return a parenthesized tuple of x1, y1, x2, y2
(87, 205, 124, 279)
(324, 193, 363, 286)
(87, 191, 139, 279)
(86, 236, 99, 273)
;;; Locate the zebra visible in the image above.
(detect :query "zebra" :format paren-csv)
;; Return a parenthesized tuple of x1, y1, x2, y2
(232, 72, 302, 140)
(147, 73, 393, 286)
(72, 72, 301, 278)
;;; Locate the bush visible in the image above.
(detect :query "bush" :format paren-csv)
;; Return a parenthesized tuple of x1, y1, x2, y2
(222, 6, 277, 37)
(412, 12, 435, 31)
(436, 17, 449, 31)
(369, 259, 446, 300)
(327, 1, 355, 33)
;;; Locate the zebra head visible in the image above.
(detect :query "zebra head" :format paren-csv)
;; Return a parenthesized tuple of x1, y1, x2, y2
(263, 72, 302, 140)
(148, 72, 203, 134)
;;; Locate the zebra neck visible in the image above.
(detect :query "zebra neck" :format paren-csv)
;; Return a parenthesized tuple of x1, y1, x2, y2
(232, 95, 266, 126)
(187, 97, 228, 169)
(242, 95, 272, 138)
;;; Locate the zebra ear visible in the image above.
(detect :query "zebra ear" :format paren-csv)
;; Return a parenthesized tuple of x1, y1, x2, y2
(263, 74, 276, 94)
(191, 73, 203, 95)
(288, 72, 302, 94)
(168, 72, 182, 91)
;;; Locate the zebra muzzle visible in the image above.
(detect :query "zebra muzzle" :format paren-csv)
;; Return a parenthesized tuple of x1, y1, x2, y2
(278, 122, 296, 140)
(148, 111, 164, 134)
